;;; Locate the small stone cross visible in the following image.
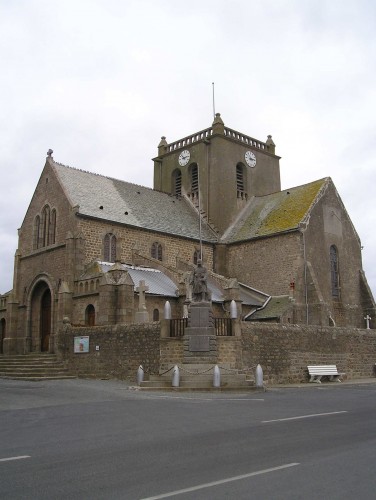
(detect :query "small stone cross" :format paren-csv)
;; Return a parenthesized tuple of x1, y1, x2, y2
(136, 280, 149, 311)
(364, 314, 371, 329)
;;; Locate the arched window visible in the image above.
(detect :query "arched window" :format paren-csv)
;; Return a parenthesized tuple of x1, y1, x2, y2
(151, 242, 162, 261)
(236, 163, 246, 199)
(172, 169, 182, 196)
(193, 249, 201, 265)
(33, 215, 40, 249)
(153, 308, 160, 321)
(190, 164, 199, 197)
(41, 205, 50, 247)
(49, 209, 56, 245)
(104, 233, 117, 262)
(85, 304, 95, 326)
(330, 245, 340, 297)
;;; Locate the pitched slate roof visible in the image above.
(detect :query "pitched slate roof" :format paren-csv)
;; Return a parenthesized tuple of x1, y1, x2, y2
(52, 161, 218, 242)
(221, 178, 329, 243)
(247, 295, 293, 321)
(99, 263, 179, 297)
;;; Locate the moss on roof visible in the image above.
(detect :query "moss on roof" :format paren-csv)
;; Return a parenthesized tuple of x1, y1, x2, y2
(248, 295, 292, 320)
(225, 178, 328, 243)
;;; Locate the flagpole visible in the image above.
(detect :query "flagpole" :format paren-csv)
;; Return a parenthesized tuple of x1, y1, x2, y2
(198, 164, 203, 261)
(212, 82, 215, 119)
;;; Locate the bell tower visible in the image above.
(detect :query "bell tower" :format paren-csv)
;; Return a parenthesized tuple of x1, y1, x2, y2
(153, 113, 281, 235)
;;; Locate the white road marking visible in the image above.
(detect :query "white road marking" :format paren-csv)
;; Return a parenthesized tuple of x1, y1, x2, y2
(142, 395, 264, 402)
(0, 455, 31, 462)
(140, 462, 299, 499)
(262, 410, 348, 423)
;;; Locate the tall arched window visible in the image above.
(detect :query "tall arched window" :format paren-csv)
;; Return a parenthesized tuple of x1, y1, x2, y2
(49, 209, 56, 245)
(172, 169, 182, 196)
(236, 163, 246, 199)
(330, 245, 340, 297)
(104, 233, 117, 262)
(153, 308, 160, 321)
(41, 205, 50, 247)
(33, 215, 40, 249)
(190, 164, 199, 197)
(151, 242, 162, 261)
(85, 304, 95, 326)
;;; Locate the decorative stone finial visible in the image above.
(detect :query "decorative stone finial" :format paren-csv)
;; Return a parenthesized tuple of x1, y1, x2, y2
(158, 136, 168, 156)
(47, 149, 53, 158)
(212, 113, 225, 135)
(266, 135, 276, 154)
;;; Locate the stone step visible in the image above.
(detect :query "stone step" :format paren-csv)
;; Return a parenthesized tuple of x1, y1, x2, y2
(138, 380, 259, 391)
(0, 354, 75, 381)
(0, 375, 77, 381)
(149, 374, 248, 383)
(0, 361, 62, 367)
(0, 354, 57, 359)
(0, 366, 71, 373)
(140, 366, 256, 390)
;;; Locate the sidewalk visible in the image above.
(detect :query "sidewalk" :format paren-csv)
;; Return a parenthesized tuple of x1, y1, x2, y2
(267, 377, 376, 389)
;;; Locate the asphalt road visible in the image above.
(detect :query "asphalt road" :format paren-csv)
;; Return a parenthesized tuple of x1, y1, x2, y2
(1, 379, 376, 499)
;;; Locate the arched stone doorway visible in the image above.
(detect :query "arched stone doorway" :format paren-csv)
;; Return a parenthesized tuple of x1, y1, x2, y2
(30, 281, 52, 352)
(40, 289, 51, 352)
(0, 318, 5, 354)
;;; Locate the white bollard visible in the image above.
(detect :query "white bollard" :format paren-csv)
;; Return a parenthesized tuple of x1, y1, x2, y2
(230, 300, 237, 319)
(137, 365, 144, 385)
(213, 365, 221, 388)
(255, 364, 263, 388)
(164, 300, 171, 320)
(172, 365, 180, 387)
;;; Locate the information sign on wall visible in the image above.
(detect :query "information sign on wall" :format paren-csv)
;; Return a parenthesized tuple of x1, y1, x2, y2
(74, 336, 89, 353)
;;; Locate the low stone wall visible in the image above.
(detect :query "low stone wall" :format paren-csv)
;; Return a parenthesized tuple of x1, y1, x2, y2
(56, 322, 376, 384)
(241, 323, 376, 384)
(57, 323, 160, 381)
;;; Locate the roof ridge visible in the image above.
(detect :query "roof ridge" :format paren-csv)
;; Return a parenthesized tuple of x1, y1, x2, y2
(52, 160, 154, 192)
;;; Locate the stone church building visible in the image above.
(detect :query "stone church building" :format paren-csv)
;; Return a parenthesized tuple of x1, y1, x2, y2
(0, 113, 375, 355)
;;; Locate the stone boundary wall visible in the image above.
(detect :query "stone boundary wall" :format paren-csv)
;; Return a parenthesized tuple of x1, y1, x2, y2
(57, 323, 160, 381)
(57, 322, 376, 384)
(241, 323, 376, 384)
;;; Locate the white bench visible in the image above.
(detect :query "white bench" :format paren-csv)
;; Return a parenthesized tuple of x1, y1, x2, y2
(307, 365, 344, 383)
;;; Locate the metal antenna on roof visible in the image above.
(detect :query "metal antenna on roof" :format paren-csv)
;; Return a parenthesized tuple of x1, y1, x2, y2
(198, 165, 203, 261)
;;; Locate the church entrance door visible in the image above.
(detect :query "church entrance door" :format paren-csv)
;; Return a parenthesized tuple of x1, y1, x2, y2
(40, 289, 51, 352)
(0, 318, 5, 354)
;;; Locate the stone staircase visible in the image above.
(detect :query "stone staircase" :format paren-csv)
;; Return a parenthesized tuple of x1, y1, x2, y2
(0, 354, 76, 381)
(139, 363, 260, 391)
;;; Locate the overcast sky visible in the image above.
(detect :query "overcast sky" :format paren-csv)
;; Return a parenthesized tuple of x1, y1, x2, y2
(1, 0, 375, 299)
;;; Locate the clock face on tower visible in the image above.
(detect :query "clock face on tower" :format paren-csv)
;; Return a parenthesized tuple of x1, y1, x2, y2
(245, 150, 256, 167)
(178, 150, 190, 166)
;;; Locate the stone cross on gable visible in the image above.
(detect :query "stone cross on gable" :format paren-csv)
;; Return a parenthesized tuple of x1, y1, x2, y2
(136, 280, 149, 311)
(364, 314, 371, 329)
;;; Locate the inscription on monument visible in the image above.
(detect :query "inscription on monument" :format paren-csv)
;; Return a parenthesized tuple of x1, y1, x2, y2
(189, 335, 210, 352)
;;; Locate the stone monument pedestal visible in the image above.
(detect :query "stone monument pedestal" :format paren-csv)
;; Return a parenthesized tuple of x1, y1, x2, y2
(184, 301, 217, 362)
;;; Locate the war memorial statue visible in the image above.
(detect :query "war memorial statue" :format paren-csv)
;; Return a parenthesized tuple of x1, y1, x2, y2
(191, 260, 211, 303)
(184, 260, 215, 356)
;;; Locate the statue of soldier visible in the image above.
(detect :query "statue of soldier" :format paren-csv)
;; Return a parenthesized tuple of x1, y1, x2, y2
(191, 260, 210, 302)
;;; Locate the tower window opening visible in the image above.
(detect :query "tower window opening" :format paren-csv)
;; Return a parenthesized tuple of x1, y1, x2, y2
(191, 164, 199, 197)
(236, 164, 247, 199)
(172, 169, 182, 197)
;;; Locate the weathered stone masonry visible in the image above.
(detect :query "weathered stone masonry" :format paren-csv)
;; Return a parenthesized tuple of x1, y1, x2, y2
(57, 322, 376, 384)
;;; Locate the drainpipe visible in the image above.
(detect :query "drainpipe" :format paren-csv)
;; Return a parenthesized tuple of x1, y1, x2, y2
(302, 229, 309, 325)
